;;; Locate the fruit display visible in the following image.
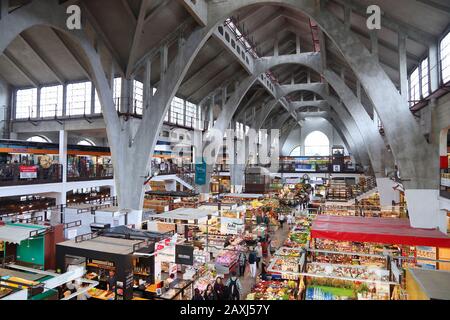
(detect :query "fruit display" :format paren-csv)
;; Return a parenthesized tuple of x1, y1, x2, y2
(275, 247, 302, 258)
(311, 253, 386, 268)
(268, 257, 300, 279)
(246, 280, 297, 300)
(284, 231, 310, 248)
(307, 263, 390, 282)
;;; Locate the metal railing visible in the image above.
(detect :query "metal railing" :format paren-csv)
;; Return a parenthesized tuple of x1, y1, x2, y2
(0, 163, 62, 186)
(440, 169, 450, 199)
(67, 163, 113, 181)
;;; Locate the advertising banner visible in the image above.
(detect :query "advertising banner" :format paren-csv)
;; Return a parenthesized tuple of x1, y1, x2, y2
(19, 165, 38, 179)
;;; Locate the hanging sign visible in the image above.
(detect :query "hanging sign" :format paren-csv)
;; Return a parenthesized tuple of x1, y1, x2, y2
(220, 217, 244, 235)
(175, 244, 194, 266)
(19, 165, 37, 179)
(195, 160, 207, 185)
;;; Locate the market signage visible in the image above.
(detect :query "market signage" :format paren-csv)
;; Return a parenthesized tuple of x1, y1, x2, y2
(220, 217, 244, 235)
(175, 244, 194, 266)
(195, 161, 207, 185)
(19, 165, 38, 179)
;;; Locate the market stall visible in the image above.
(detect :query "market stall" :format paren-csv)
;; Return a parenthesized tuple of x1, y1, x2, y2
(246, 280, 299, 300)
(56, 235, 154, 300)
(310, 215, 450, 271)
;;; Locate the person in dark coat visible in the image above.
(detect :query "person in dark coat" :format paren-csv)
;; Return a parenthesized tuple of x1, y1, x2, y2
(203, 284, 217, 300)
(213, 277, 226, 300)
(192, 288, 204, 300)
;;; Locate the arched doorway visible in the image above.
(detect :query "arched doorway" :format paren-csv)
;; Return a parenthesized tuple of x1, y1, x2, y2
(304, 131, 330, 156)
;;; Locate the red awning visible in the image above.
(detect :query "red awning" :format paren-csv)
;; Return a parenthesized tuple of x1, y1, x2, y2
(311, 215, 450, 248)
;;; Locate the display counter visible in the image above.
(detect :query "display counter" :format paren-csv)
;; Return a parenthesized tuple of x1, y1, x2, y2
(267, 247, 303, 280)
(246, 280, 298, 300)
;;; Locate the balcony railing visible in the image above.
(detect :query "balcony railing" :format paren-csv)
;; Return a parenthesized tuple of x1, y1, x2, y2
(67, 163, 114, 181)
(0, 163, 62, 186)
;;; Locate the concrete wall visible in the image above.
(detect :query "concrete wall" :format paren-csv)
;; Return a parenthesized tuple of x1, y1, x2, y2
(14, 132, 108, 146)
(0, 76, 11, 138)
(281, 117, 348, 156)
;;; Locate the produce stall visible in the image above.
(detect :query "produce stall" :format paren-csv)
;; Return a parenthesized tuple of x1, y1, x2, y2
(246, 280, 298, 300)
(267, 247, 304, 280)
(303, 262, 392, 300)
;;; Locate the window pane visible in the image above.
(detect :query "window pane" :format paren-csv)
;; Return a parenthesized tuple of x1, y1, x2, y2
(94, 89, 101, 114)
(441, 32, 450, 84)
(66, 82, 92, 116)
(409, 67, 420, 106)
(15, 88, 37, 119)
(185, 100, 197, 128)
(40, 85, 63, 117)
(304, 131, 330, 156)
(171, 97, 184, 126)
(113, 77, 121, 110)
(133, 80, 143, 115)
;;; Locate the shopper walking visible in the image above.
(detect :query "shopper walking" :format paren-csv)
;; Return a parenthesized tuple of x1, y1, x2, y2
(238, 251, 247, 277)
(255, 243, 263, 270)
(248, 248, 257, 278)
(226, 271, 242, 300)
(263, 213, 270, 233)
(278, 213, 285, 229)
(214, 277, 226, 300)
(203, 284, 217, 300)
(286, 212, 293, 227)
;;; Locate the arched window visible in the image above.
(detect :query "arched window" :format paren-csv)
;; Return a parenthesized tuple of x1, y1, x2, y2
(27, 135, 51, 143)
(290, 146, 301, 157)
(77, 139, 95, 146)
(304, 131, 330, 156)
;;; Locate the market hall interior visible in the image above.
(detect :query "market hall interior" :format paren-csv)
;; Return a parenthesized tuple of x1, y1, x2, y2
(0, 0, 449, 301)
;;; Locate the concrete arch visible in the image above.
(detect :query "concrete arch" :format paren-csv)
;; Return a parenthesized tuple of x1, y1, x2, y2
(208, 0, 435, 191)
(255, 57, 393, 176)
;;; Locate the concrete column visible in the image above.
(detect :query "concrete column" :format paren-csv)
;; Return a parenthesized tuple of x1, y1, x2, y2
(62, 83, 67, 116)
(120, 78, 133, 113)
(209, 95, 214, 129)
(428, 43, 439, 93)
(398, 32, 408, 105)
(295, 35, 301, 54)
(54, 192, 67, 209)
(59, 130, 67, 204)
(90, 83, 96, 114)
(143, 58, 151, 111)
(405, 190, 446, 232)
(376, 177, 400, 207)
(35, 86, 40, 118)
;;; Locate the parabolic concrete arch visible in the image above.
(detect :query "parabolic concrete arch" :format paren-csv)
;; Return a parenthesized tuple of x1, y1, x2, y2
(2, 0, 441, 229)
(207, 0, 442, 228)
